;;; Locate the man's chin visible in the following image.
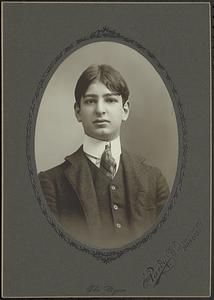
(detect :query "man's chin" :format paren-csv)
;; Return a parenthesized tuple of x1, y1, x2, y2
(87, 131, 117, 142)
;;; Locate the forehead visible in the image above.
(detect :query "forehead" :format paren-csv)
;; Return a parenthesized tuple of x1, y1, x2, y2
(84, 80, 114, 96)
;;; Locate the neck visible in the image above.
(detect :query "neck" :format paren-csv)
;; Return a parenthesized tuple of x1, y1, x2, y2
(83, 134, 121, 159)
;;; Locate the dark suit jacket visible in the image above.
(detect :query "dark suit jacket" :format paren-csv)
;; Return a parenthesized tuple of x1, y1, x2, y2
(39, 146, 170, 247)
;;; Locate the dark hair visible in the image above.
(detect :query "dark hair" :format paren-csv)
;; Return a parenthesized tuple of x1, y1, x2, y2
(74, 64, 129, 106)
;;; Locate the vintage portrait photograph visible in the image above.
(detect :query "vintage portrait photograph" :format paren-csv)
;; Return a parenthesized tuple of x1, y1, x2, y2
(35, 41, 178, 248)
(3, 1, 211, 297)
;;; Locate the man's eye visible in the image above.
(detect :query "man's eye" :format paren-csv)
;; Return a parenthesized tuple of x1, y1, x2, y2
(85, 99, 96, 104)
(105, 98, 118, 103)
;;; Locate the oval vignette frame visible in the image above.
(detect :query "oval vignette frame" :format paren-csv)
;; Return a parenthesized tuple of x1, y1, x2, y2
(26, 27, 188, 263)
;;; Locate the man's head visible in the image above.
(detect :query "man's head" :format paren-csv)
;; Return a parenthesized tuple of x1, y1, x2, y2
(74, 64, 130, 141)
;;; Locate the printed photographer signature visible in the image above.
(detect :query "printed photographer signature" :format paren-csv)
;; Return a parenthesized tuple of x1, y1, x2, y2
(142, 220, 202, 289)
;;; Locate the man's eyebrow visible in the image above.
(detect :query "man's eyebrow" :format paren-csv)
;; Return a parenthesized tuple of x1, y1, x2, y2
(83, 94, 98, 98)
(103, 93, 119, 97)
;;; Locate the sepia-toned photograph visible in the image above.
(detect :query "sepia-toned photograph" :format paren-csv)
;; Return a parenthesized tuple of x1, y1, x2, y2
(35, 41, 178, 248)
(3, 2, 211, 297)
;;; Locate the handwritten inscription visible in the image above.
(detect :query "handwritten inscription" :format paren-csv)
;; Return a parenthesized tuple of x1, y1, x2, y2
(142, 220, 202, 288)
(87, 284, 126, 296)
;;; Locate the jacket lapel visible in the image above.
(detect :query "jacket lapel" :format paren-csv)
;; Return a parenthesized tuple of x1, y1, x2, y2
(64, 146, 102, 232)
(121, 149, 147, 225)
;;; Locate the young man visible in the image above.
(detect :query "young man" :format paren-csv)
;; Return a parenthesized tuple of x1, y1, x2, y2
(39, 64, 170, 248)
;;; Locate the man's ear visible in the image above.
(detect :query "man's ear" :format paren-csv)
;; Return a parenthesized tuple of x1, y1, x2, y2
(122, 100, 130, 121)
(74, 102, 82, 122)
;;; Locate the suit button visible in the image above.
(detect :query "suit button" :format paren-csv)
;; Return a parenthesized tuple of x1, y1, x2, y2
(110, 185, 116, 191)
(116, 223, 122, 229)
(113, 204, 118, 210)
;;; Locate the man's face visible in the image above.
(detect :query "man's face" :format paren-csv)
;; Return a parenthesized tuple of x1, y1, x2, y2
(75, 81, 129, 141)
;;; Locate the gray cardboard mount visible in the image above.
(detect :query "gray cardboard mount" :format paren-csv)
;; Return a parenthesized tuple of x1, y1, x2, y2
(3, 2, 211, 298)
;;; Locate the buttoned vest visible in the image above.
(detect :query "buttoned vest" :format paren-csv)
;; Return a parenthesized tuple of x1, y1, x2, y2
(87, 157, 133, 245)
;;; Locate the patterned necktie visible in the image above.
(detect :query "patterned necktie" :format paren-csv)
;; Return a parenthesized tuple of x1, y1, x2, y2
(100, 143, 117, 179)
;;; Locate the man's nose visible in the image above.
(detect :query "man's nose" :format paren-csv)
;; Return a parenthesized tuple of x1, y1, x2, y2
(95, 100, 106, 115)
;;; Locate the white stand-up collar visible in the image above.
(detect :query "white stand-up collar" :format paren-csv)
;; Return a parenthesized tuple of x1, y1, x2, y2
(83, 134, 121, 160)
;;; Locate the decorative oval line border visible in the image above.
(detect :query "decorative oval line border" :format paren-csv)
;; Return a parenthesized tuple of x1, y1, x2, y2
(26, 26, 188, 264)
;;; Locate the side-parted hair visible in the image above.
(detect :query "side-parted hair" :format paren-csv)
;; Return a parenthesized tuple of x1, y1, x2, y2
(74, 64, 130, 106)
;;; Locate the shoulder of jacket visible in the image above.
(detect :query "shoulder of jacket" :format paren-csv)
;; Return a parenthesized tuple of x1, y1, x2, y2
(123, 148, 161, 177)
(38, 146, 83, 179)
(140, 162, 162, 180)
(38, 160, 69, 180)
(122, 148, 145, 163)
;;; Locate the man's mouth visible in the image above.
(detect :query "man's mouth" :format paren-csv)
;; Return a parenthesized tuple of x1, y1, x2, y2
(93, 119, 110, 124)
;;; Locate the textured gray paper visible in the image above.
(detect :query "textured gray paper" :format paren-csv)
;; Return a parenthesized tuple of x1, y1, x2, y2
(3, 2, 211, 297)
